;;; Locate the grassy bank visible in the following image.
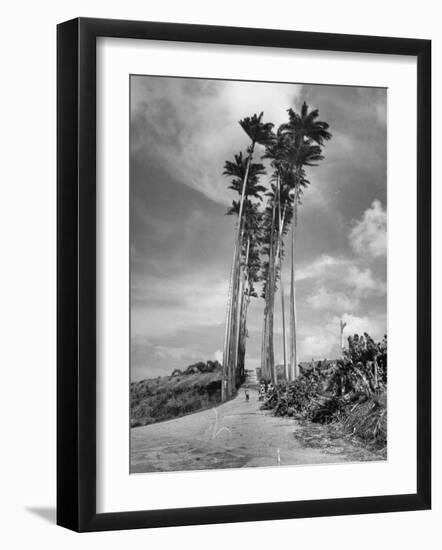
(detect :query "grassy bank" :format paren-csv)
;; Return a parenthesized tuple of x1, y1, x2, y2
(131, 362, 223, 427)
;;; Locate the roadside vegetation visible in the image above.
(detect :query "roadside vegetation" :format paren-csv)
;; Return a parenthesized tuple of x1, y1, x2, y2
(131, 361, 223, 427)
(261, 333, 387, 454)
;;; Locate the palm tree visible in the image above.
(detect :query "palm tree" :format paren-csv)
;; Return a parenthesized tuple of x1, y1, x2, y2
(284, 102, 332, 149)
(224, 152, 267, 201)
(261, 129, 293, 382)
(274, 177, 292, 380)
(281, 103, 332, 380)
(222, 154, 266, 395)
(227, 200, 262, 385)
(222, 105, 330, 396)
(259, 176, 292, 383)
(235, 113, 274, 246)
(223, 172, 260, 396)
(285, 144, 324, 381)
(263, 185, 277, 383)
(239, 203, 262, 382)
(222, 115, 272, 399)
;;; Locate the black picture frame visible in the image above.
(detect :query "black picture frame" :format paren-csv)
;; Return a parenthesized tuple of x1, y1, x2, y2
(57, 17, 431, 532)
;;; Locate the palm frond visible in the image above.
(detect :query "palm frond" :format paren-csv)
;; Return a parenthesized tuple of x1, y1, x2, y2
(239, 112, 275, 145)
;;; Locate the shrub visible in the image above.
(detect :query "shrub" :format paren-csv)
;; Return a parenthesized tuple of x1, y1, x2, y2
(341, 392, 387, 449)
(261, 369, 324, 420)
(261, 333, 387, 450)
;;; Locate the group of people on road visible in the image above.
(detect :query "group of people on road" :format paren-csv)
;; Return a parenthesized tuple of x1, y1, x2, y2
(258, 381, 274, 401)
(243, 381, 274, 403)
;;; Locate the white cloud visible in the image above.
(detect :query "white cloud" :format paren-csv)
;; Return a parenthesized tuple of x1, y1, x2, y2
(213, 349, 223, 363)
(349, 200, 387, 257)
(345, 266, 386, 296)
(131, 77, 301, 205)
(297, 254, 350, 281)
(299, 334, 337, 361)
(306, 287, 359, 311)
(154, 345, 199, 361)
(297, 255, 385, 304)
(131, 269, 228, 339)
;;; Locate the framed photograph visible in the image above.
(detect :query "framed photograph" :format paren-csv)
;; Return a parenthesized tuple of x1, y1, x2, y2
(57, 17, 431, 532)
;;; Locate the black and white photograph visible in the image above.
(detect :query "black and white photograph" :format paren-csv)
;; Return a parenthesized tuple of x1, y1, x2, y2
(0, 0, 435, 543)
(130, 75, 388, 474)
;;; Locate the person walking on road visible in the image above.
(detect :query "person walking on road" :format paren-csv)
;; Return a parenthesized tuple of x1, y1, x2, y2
(244, 385, 250, 402)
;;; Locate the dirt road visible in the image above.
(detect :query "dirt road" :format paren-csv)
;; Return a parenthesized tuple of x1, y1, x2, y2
(131, 387, 369, 473)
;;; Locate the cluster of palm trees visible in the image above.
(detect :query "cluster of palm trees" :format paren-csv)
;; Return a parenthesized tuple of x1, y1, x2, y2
(221, 103, 331, 401)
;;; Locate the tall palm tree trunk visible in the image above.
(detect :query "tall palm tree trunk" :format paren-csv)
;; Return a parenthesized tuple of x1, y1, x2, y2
(275, 205, 288, 382)
(223, 145, 256, 398)
(269, 207, 288, 385)
(229, 274, 239, 393)
(224, 233, 240, 398)
(236, 278, 246, 386)
(275, 175, 287, 381)
(231, 147, 255, 388)
(234, 238, 250, 385)
(222, 236, 237, 400)
(266, 196, 277, 384)
(280, 265, 288, 380)
(229, 237, 244, 392)
(289, 187, 299, 381)
(263, 180, 288, 385)
(238, 293, 250, 382)
(261, 310, 268, 380)
(267, 271, 276, 384)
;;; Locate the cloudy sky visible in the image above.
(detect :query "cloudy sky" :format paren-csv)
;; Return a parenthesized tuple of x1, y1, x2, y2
(130, 75, 387, 381)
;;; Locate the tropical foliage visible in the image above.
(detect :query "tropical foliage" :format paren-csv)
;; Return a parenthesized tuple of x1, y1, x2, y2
(260, 333, 387, 450)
